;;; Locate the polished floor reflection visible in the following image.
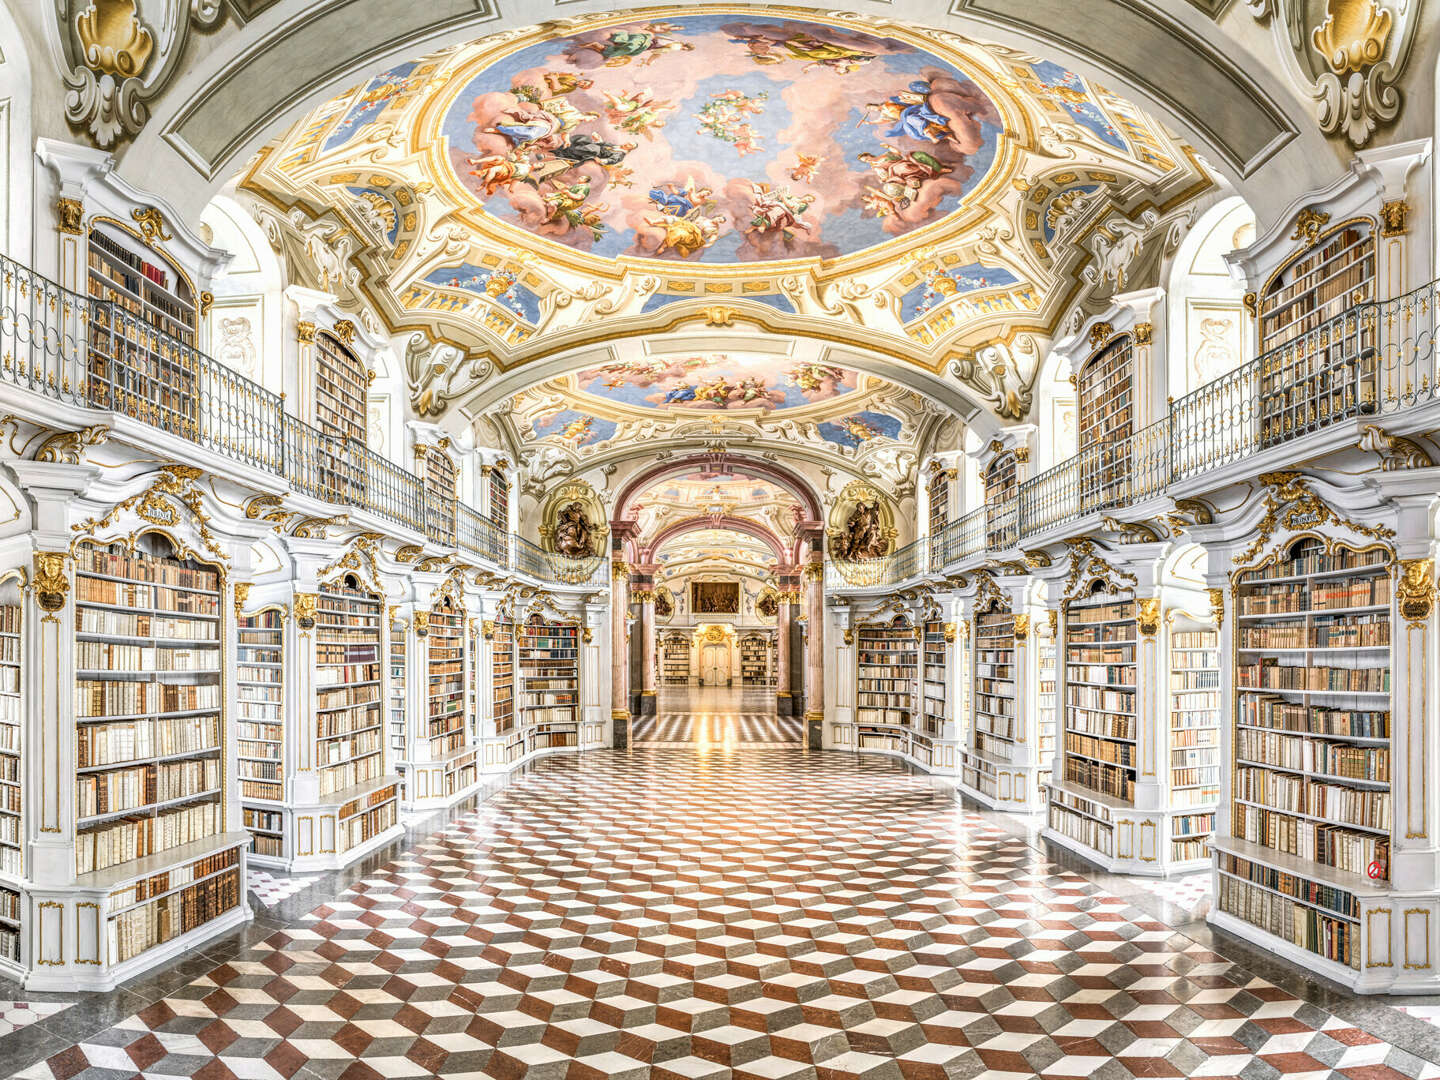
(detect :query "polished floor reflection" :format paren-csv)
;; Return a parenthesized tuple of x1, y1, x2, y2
(633, 685, 802, 746)
(3, 694, 1439, 1079)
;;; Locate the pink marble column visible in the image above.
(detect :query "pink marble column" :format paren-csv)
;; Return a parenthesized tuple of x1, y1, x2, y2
(638, 589, 657, 715)
(803, 558, 824, 745)
(610, 561, 629, 741)
(774, 597, 791, 715)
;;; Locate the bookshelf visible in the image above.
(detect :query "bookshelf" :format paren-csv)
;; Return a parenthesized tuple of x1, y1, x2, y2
(1217, 536, 1392, 976)
(314, 331, 367, 443)
(664, 634, 691, 685)
(489, 469, 510, 529)
(1037, 614, 1057, 795)
(237, 609, 285, 864)
(919, 621, 950, 771)
(928, 469, 950, 537)
(740, 634, 769, 686)
(1169, 623, 1220, 865)
(973, 604, 1017, 768)
(1061, 594, 1137, 804)
(426, 595, 475, 797)
(984, 453, 1017, 550)
(425, 446, 458, 542)
(493, 613, 521, 765)
(315, 580, 384, 800)
(1258, 224, 1375, 446)
(388, 612, 407, 763)
(0, 581, 20, 970)
(85, 226, 199, 433)
(855, 621, 916, 748)
(72, 535, 245, 973)
(520, 618, 580, 753)
(1077, 335, 1133, 507)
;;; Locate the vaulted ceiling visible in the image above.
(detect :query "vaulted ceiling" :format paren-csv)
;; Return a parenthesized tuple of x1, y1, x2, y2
(238, 7, 1217, 443)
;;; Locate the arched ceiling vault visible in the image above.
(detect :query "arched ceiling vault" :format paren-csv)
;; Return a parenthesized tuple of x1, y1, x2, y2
(101, 1, 1331, 223)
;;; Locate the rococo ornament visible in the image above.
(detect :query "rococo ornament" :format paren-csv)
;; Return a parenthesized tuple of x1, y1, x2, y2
(233, 582, 251, 616)
(1396, 558, 1434, 626)
(34, 551, 69, 613)
(413, 610, 430, 636)
(1379, 199, 1409, 237)
(131, 207, 172, 246)
(70, 464, 228, 564)
(34, 424, 109, 465)
(1013, 614, 1031, 642)
(1289, 208, 1332, 246)
(1207, 587, 1225, 630)
(1233, 471, 1395, 565)
(1136, 598, 1162, 636)
(56, 197, 85, 235)
(293, 592, 318, 630)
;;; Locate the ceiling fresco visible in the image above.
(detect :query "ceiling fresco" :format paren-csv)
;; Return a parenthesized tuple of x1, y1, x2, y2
(574, 354, 857, 411)
(241, 7, 1216, 432)
(438, 14, 1002, 264)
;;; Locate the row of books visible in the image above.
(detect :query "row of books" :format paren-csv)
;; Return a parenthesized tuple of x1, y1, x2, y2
(1217, 851, 1357, 919)
(339, 799, 398, 852)
(1238, 577, 1391, 615)
(1218, 874, 1357, 969)
(318, 705, 381, 740)
(1065, 732, 1134, 767)
(1239, 697, 1389, 738)
(79, 546, 215, 589)
(108, 848, 238, 911)
(1241, 544, 1386, 582)
(317, 684, 380, 709)
(76, 680, 219, 718)
(1237, 729, 1390, 780)
(76, 642, 218, 672)
(1064, 757, 1134, 801)
(77, 610, 218, 641)
(1238, 663, 1388, 693)
(1048, 801, 1114, 856)
(77, 577, 218, 614)
(1240, 615, 1390, 650)
(109, 868, 240, 965)
(1065, 707, 1135, 740)
(77, 714, 222, 768)
(523, 707, 577, 724)
(1235, 766, 1390, 829)
(1068, 663, 1135, 686)
(78, 758, 220, 817)
(1232, 802, 1389, 877)
(318, 753, 383, 797)
(318, 732, 381, 765)
(75, 800, 222, 875)
(1066, 686, 1134, 712)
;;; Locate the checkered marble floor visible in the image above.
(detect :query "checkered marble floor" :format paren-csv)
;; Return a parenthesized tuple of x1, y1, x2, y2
(14, 747, 1440, 1080)
(0, 1002, 71, 1037)
(246, 870, 323, 909)
(1129, 873, 1214, 921)
(634, 686, 802, 745)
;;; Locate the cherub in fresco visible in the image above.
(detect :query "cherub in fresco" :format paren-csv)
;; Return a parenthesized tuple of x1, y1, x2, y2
(736, 375, 768, 404)
(857, 144, 951, 216)
(787, 363, 848, 396)
(696, 377, 735, 406)
(571, 23, 693, 67)
(560, 416, 594, 443)
(790, 153, 823, 184)
(466, 150, 536, 197)
(729, 30, 876, 75)
(864, 81, 954, 144)
(696, 91, 768, 155)
(604, 90, 674, 140)
(539, 72, 594, 97)
(542, 179, 608, 240)
(745, 184, 815, 240)
(483, 102, 566, 152)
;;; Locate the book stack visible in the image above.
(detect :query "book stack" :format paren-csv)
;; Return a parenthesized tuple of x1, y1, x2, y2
(520, 622, 580, 752)
(855, 625, 916, 727)
(237, 610, 284, 859)
(1170, 627, 1220, 860)
(316, 582, 383, 798)
(1062, 599, 1136, 804)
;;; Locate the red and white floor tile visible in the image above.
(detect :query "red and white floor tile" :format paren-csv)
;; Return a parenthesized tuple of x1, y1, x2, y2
(8, 730, 1440, 1079)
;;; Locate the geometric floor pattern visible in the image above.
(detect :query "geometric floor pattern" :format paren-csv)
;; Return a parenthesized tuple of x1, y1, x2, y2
(1129, 873, 1214, 922)
(0, 1002, 72, 1037)
(245, 870, 323, 909)
(633, 686, 803, 746)
(14, 746, 1440, 1079)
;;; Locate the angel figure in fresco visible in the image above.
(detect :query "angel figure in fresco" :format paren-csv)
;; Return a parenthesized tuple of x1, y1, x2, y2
(787, 362, 847, 395)
(560, 416, 594, 443)
(696, 90, 768, 155)
(695, 377, 734, 407)
(604, 90, 675, 139)
(838, 415, 881, 443)
(483, 101, 567, 152)
(538, 72, 595, 98)
(745, 184, 815, 240)
(542, 179, 608, 240)
(572, 23, 694, 67)
(662, 383, 699, 405)
(790, 153, 823, 183)
(467, 150, 536, 197)
(857, 144, 951, 216)
(864, 81, 953, 144)
(730, 30, 876, 75)
(648, 179, 714, 218)
(736, 375, 768, 405)
(643, 211, 725, 258)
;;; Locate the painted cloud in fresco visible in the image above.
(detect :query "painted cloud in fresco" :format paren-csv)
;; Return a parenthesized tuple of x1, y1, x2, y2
(440, 14, 1003, 264)
(574, 354, 858, 411)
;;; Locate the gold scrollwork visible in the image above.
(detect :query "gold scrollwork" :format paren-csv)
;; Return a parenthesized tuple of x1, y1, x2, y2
(1088, 321, 1115, 348)
(582, 626, 594, 645)
(394, 544, 424, 563)
(243, 493, 295, 524)
(942, 622, 956, 644)
(1136, 598, 1161, 636)
(294, 592, 318, 630)
(1290, 208, 1332, 246)
(70, 465, 228, 564)
(333, 319, 358, 345)
(131, 207, 172, 245)
(482, 618, 496, 640)
(34, 551, 69, 612)
(1397, 559, 1435, 627)
(1233, 472, 1395, 566)
(1207, 587, 1225, 630)
(296, 320, 316, 344)
(233, 582, 251, 617)
(1013, 613, 1031, 642)
(56, 197, 85, 234)
(1380, 199, 1410, 237)
(1132, 322, 1154, 345)
(413, 610, 430, 636)
(35, 424, 109, 464)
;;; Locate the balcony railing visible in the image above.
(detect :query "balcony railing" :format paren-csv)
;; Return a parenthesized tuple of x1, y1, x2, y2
(829, 279, 1439, 589)
(0, 254, 602, 587)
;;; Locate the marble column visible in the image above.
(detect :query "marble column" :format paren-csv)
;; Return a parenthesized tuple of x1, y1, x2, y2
(638, 589, 657, 717)
(775, 597, 792, 716)
(803, 559, 824, 748)
(610, 561, 630, 746)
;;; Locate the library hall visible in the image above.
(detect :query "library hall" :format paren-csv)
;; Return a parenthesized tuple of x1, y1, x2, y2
(2, 1, 1440, 1077)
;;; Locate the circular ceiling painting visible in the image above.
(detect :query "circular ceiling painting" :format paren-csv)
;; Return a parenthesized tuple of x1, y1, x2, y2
(440, 13, 1004, 264)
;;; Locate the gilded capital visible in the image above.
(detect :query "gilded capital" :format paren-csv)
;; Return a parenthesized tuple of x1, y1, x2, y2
(293, 592, 318, 629)
(34, 551, 69, 612)
(1397, 559, 1435, 626)
(296, 320, 316, 344)
(1013, 613, 1031, 642)
(1207, 588, 1224, 630)
(413, 610, 430, 636)
(233, 582, 251, 617)
(1137, 598, 1161, 636)
(56, 197, 84, 235)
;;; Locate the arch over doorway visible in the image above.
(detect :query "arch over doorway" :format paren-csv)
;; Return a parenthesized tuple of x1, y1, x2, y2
(642, 514, 792, 567)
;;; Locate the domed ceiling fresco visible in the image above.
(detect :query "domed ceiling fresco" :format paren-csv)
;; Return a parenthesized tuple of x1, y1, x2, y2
(438, 14, 1002, 263)
(241, 7, 1215, 434)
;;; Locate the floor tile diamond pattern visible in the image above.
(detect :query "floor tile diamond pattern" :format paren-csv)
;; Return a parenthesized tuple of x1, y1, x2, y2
(1130, 872, 1214, 921)
(245, 870, 322, 908)
(0, 1001, 71, 1037)
(15, 747, 1440, 1079)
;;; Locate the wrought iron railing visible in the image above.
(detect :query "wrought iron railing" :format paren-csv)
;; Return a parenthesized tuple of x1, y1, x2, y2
(825, 280, 1439, 589)
(0, 253, 601, 587)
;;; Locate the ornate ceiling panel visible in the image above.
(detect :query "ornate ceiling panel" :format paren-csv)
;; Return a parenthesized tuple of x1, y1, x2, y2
(238, 5, 1217, 429)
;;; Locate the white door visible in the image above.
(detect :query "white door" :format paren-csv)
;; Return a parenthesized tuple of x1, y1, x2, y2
(702, 644, 729, 685)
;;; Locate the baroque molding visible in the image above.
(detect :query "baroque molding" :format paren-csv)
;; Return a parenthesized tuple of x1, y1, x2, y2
(34, 424, 109, 465)
(1397, 559, 1434, 626)
(1234, 471, 1395, 565)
